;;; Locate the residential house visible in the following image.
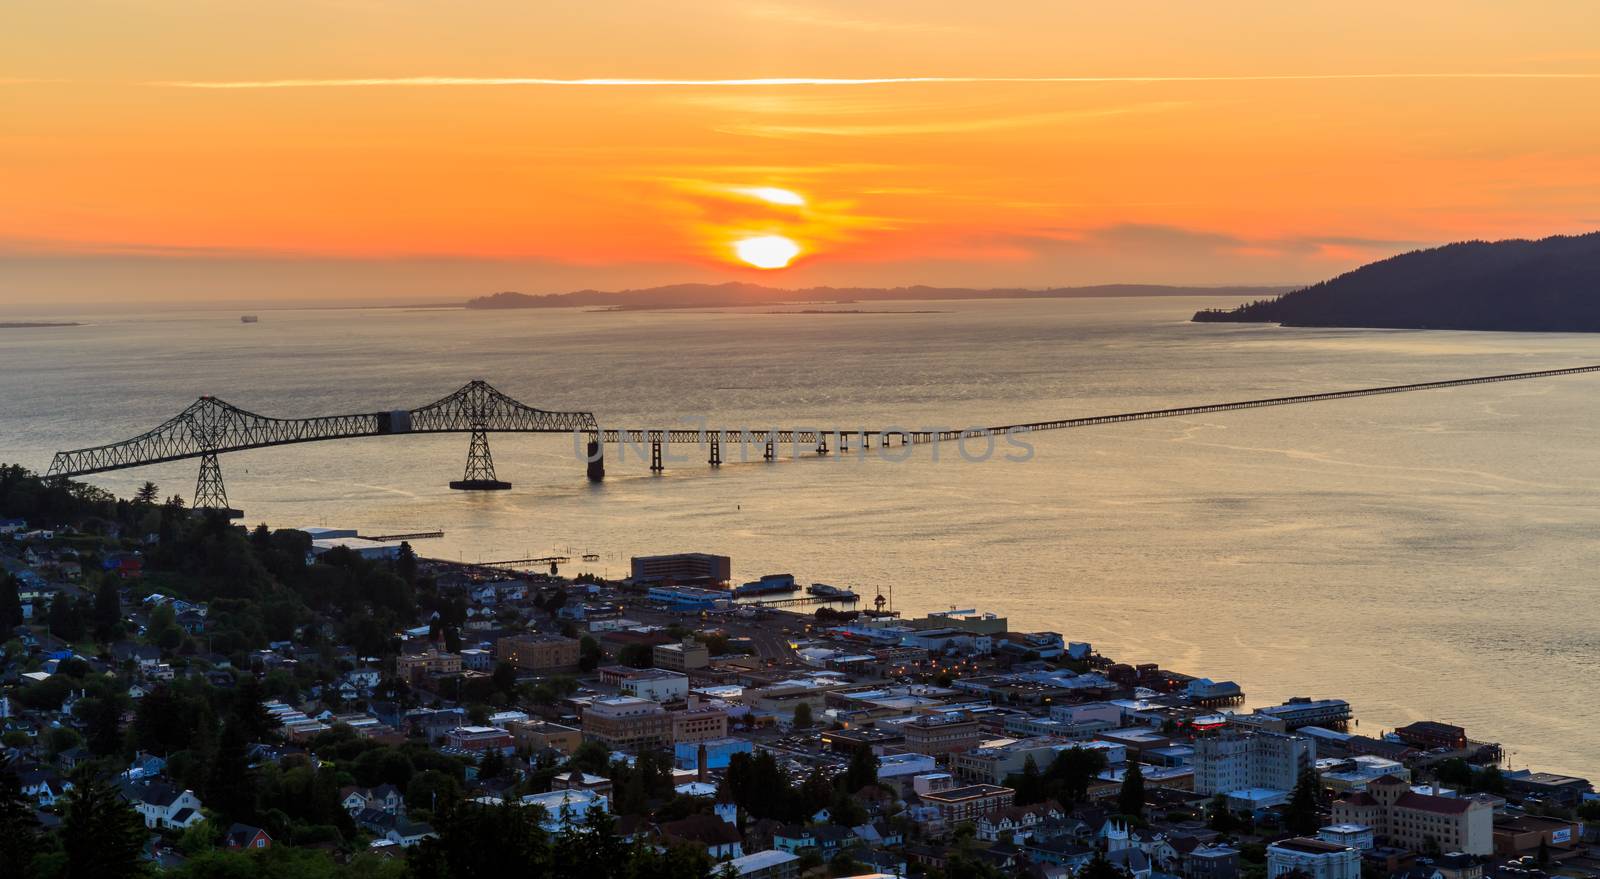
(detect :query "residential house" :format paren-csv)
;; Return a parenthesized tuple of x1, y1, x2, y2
(225, 823, 272, 850)
(125, 781, 205, 830)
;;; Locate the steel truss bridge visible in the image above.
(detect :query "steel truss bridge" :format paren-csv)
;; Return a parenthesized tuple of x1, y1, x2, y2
(44, 366, 1600, 512)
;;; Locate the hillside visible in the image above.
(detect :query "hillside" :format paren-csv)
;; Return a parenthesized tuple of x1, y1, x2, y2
(466, 282, 1291, 311)
(1193, 232, 1600, 331)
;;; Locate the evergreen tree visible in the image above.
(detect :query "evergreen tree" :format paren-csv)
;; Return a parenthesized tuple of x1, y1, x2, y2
(61, 767, 147, 879)
(0, 754, 39, 876)
(94, 576, 122, 642)
(0, 574, 22, 632)
(1006, 754, 1045, 805)
(396, 542, 418, 585)
(791, 701, 813, 729)
(1284, 767, 1322, 835)
(134, 482, 160, 506)
(1118, 762, 1146, 819)
(843, 742, 880, 792)
(48, 593, 87, 643)
(1208, 794, 1237, 833)
(1081, 852, 1132, 879)
(207, 718, 255, 821)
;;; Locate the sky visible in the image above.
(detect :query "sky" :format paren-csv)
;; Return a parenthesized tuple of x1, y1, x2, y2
(3, 1, 1600, 304)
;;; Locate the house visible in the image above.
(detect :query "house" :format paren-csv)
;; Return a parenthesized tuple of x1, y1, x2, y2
(658, 813, 745, 859)
(18, 768, 71, 806)
(375, 815, 436, 847)
(975, 801, 1066, 842)
(773, 823, 856, 860)
(725, 849, 801, 879)
(341, 783, 404, 815)
(224, 823, 272, 850)
(126, 781, 205, 830)
(1106, 847, 1154, 879)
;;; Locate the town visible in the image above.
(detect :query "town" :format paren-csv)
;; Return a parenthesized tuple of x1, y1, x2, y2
(1, 464, 1596, 879)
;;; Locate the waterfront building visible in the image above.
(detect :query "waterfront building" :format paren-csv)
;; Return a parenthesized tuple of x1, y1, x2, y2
(495, 633, 580, 671)
(1332, 775, 1494, 855)
(1252, 698, 1352, 730)
(630, 553, 732, 584)
(1394, 721, 1468, 751)
(1266, 838, 1361, 879)
(1499, 769, 1593, 807)
(1194, 729, 1315, 796)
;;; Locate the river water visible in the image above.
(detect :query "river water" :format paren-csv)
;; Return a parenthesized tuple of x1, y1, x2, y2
(3, 296, 1598, 778)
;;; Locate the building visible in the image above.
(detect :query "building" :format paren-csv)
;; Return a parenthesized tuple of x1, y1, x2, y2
(520, 788, 607, 832)
(902, 712, 985, 757)
(1491, 814, 1582, 857)
(1194, 729, 1315, 796)
(396, 649, 461, 682)
(646, 585, 730, 611)
(126, 782, 204, 830)
(1266, 838, 1361, 879)
(726, 850, 801, 879)
(224, 823, 272, 850)
(1332, 775, 1494, 855)
(630, 553, 732, 584)
(918, 784, 1016, 828)
(674, 737, 753, 771)
(445, 726, 514, 753)
(600, 666, 690, 702)
(654, 638, 711, 671)
(951, 737, 1069, 785)
(1499, 770, 1593, 807)
(1319, 823, 1375, 851)
(1252, 698, 1352, 730)
(582, 696, 672, 751)
(671, 706, 730, 744)
(309, 537, 401, 561)
(1394, 721, 1468, 751)
(496, 633, 580, 671)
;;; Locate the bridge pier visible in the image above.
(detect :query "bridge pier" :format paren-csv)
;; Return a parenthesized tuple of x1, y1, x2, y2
(763, 439, 775, 461)
(192, 452, 243, 519)
(586, 437, 605, 482)
(816, 434, 829, 455)
(650, 439, 664, 472)
(450, 427, 512, 490)
(708, 437, 721, 466)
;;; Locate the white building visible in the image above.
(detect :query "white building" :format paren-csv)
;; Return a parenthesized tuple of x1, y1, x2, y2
(1194, 730, 1315, 796)
(520, 788, 608, 832)
(1318, 824, 1375, 851)
(1266, 838, 1361, 879)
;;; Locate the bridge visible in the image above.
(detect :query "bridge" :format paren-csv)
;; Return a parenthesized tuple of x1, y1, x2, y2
(44, 365, 1600, 513)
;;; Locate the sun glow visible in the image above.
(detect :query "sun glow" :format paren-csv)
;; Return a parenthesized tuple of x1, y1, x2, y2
(734, 235, 802, 269)
(739, 187, 807, 206)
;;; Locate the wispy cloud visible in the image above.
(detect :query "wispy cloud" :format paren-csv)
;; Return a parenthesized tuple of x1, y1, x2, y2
(142, 72, 1600, 89)
(718, 102, 1191, 138)
(743, 3, 958, 34)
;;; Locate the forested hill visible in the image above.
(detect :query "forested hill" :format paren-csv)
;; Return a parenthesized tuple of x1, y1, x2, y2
(1193, 232, 1600, 331)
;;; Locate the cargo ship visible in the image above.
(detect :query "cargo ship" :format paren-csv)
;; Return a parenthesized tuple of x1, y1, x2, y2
(240, 315, 259, 323)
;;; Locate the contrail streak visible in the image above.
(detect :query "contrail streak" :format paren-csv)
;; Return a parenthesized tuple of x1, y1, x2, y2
(145, 73, 1600, 89)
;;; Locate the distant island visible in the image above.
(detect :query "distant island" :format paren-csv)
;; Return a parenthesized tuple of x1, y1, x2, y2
(1194, 231, 1600, 332)
(0, 321, 80, 329)
(467, 282, 1291, 311)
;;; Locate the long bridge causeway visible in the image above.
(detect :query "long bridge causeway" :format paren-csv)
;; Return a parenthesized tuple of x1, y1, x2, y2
(43, 364, 1600, 513)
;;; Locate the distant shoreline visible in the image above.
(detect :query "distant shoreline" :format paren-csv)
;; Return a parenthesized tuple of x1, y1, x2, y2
(0, 321, 81, 329)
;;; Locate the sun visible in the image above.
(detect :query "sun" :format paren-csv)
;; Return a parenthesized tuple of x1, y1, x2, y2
(734, 235, 801, 269)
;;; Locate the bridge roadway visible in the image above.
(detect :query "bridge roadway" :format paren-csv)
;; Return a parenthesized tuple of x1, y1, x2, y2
(41, 365, 1600, 503)
(595, 362, 1600, 448)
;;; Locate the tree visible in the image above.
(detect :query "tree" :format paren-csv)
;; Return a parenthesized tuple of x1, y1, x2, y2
(1284, 768, 1322, 835)
(791, 701, 813, 729)
(1007, 755, 1046, 805)
(0, 754, 38, 876)
(1118, 762, 1146, 820)
(134, 481, 160, 506)
(1208, 794, 1238, 833)
(578, 636, 601, 672)
(1081, 852, 1132, 879)
(478, 749, 506, 781)
(396, 542, 418, 585)
(0, 575, 22, 632)
(62, 767, 148, 878)
(491, 662, 518, 696)
(843, 742, 879, 793)
(207, 718, 255, 821)
(617, 643, 653, 669)
(94, 576, 122, 642)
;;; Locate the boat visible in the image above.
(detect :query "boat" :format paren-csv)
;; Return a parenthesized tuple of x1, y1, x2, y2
(240, 315, 259, 323)
(733, 573, 798, 597)
(807, 582, 858, 600)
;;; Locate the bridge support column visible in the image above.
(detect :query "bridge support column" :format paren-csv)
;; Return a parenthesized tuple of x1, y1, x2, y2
(586, 437, 605, 482)
(650, 440, 664, 472)
(451, 427, 512, 490)
(816, 434, 829, 455)
(763, 439, 775, 461)
(192, 452, 242, 518)
(708, 437, 721, 466)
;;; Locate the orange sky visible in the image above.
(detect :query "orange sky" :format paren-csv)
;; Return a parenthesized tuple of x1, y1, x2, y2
(4, 1, 1600, 303)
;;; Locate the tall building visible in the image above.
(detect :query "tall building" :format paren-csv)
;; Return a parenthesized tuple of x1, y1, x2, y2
(1194, 729, 1316, 795)
(653, 638, 710, 671)
(902, 712, 985, 757)
(1332, 775, 1494, 855)
(582, 696, 672, 751)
